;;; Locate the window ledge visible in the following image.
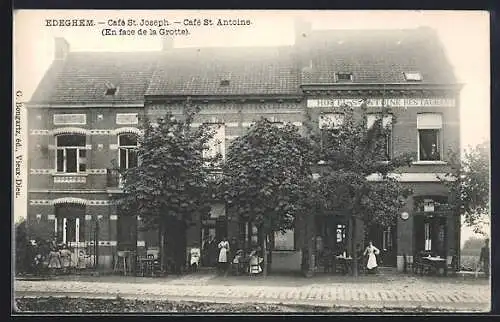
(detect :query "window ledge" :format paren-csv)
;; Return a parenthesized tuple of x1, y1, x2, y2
(412, 161, 447, 165)
(52, 172, 89, 177)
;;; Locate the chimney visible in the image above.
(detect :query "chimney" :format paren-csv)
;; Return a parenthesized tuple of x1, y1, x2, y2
(54, 37, 70, 60)
(161, 37, 174, 51)
(294, 18, 311, 47)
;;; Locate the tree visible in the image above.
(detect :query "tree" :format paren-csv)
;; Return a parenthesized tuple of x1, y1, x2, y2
(15, 218, 30, 274)
(223, 118, 315, 276)
(305, 102, 413, 275)
(444, 141, 490, 235)
(117, 101, 220, 272)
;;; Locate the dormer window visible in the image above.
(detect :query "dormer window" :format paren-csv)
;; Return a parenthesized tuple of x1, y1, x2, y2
(104, 81, 117, 95)
(335, 72, 353, 82)
(105, 88, 117, 96)
(403, 72, 423, 81)
(220, 79, 230, 86)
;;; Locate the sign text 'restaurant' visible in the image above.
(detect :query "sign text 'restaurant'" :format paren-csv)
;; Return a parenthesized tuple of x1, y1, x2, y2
(307, 98, 455, 108)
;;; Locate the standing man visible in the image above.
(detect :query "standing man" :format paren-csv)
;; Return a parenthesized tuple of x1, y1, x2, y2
(479, 238, 490, 277)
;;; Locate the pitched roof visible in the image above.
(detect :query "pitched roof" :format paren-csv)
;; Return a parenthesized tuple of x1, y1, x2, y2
(30, 52, 160, 104)
(30, 27, 456, 104)
(145, 46, 300, 96)
(300, 27, 456, 84)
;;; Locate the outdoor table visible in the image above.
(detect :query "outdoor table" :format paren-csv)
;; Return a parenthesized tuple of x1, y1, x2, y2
(422, 256, 447, 276)
(335, 256, 353, 275)
(137, 257, 154, 277)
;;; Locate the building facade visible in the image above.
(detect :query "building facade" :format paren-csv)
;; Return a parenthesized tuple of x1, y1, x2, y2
(26, 22, 461, 273)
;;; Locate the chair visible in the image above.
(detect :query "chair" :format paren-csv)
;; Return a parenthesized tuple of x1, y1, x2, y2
(333, 257, 346, 274)
(446, 255, 456, 276)
(114, 251, 129, 275)
(405, 254, 414, 274)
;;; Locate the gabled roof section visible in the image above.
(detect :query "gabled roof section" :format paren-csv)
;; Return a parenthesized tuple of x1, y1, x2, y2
(30, 52, 160, 104)
(145, 46, 300, 97)
(300, 27, 457, 85)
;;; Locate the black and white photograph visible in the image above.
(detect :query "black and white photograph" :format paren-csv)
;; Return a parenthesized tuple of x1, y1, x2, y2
(12, 10, 490, 314)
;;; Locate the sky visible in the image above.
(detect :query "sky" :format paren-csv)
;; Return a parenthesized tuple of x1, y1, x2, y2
(13, 10, 490, 245)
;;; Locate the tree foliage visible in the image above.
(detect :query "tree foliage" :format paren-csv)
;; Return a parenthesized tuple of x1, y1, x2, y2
(444, 141, 490, 234)
(223, 118, 315, 234)
(306, 103, 413, 228)
(117, 103, 220, 230)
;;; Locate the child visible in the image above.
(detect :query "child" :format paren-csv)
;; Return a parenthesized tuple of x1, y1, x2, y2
(232, 250, 244, 275)
(47, 247, 62, 275)
(248, 249, 263, 276)
(190, 247, 201, 272)
(59, 244, 72, 274)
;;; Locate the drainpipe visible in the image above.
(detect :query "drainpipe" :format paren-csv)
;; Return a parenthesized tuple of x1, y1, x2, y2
(95, 218, 100, 268)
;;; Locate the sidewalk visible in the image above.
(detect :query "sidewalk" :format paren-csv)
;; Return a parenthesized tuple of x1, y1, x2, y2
(14, 272, 491, 312)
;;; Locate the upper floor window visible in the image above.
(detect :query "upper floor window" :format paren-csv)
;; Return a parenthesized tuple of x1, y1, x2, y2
(319, 113, 344, 152)
(319, 113, 344, 131)
(56, 134, 86, 173)
(203, 123, 225, 162)
(417, 113, 442, 161)
(366, 114, 393, 161)
(118, 134, 138, 170)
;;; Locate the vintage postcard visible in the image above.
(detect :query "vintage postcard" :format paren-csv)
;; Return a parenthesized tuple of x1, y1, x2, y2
(12, 10, 491, 314)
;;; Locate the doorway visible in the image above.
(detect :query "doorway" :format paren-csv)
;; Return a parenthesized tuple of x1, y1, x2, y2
(367, 224, 397, 267)
(200, 217, 228, 267)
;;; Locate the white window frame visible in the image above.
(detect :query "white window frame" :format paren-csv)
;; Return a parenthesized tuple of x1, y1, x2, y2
(382, 226, 393, 250)
(118, 133, 138, 170)
(403, 72, 423, 81)
(417, 113, 443, 162)
(335, 72, 353, 82)
(424, 222, 432, 251)
(55, 134, 87, 173)
(336, 224, 346, 243)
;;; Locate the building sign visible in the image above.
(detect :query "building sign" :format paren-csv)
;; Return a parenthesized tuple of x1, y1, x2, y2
(116, 113, 139, 125)
(53, 114, 87, 125)
(307, 98, 456, 108)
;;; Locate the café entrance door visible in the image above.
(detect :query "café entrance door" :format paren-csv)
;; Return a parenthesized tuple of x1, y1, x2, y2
(368, 224, 397, 267)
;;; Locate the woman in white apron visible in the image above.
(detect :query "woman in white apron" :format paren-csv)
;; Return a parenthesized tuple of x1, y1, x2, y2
(217, 237, 230, 276)
(363, 241, 380, 274)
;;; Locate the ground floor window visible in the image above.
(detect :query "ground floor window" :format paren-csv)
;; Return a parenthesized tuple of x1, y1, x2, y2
(315, 215, 348, 255)
(415, 215, 447, 256)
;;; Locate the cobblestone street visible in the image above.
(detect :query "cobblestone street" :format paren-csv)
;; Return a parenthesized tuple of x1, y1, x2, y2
(14, 272, 491, 312)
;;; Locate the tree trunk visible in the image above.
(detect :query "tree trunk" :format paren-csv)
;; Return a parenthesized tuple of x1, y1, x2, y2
(262, 232, 268, 277)
(160, 223, 165, 272)
(352, 216, 358, 277)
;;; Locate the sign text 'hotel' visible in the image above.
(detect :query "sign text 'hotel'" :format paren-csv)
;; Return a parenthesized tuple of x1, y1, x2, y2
(307, 98, 456, 108)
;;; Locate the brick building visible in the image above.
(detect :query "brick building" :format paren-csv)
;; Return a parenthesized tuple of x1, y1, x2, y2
(26, 22, 461, 273)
